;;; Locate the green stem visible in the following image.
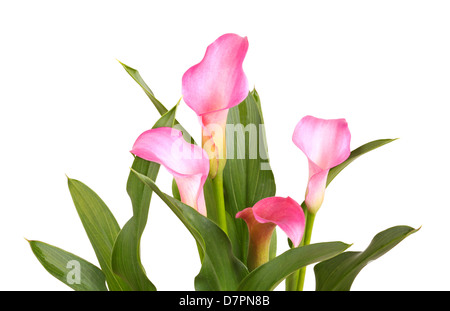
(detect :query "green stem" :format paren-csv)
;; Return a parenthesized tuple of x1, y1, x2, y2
(285, 210, 316, 291)
(212, 169, 227, 235)
(295, 211, 315, 291)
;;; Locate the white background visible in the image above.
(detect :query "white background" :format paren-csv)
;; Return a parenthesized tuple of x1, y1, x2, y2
(1, 1, 449, 291)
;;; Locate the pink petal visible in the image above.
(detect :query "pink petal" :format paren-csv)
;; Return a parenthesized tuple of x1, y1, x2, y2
(236, 207, 276, 237)
(292, 116, 351, 170)
(182, 33, 249, 116)
(252, 197, 306, 247)
(237, 197, 306, 247)
(131, 127, 209, 215)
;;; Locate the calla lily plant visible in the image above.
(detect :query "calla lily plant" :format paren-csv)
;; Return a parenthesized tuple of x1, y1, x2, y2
(28, 33, 419, 293)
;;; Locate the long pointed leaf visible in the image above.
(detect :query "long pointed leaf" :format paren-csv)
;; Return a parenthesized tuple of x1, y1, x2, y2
(327, 138, 398, 187)
(314, 225, 419, 291)
(67, 178, 131, 291)
(131, 169, 249, 291)
(297, 138, 398, 223)
(28, 240, 108, 291)
(237, 241, 351, 291)
(118, 60, 167, 116)
(111, 104, 178, 291)
(223, 89, 276, 263)
(119, 61, 194, 144)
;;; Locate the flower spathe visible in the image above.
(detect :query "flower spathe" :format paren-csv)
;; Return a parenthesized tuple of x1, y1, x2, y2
(182, 33, 249, 178)
(236, 196, 305, 270)
(131, 127, 209, 216)
(293, 116, 351, 214)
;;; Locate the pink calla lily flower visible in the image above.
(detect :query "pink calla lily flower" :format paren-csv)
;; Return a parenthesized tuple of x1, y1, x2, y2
(182, 33, 249, 178)
(131, 127, 209, 216)
(236, 196, 305, 270)
(292, 116, 351, 214)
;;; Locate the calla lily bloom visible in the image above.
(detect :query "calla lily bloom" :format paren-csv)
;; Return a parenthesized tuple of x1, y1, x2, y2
(182, 33, 249, 178)
(131, 127, 209, 216)
(236, 196, 305, 271)
(292, 116, 351, 214)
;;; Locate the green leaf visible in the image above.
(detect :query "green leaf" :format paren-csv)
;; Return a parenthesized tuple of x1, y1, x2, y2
(131, 169, 249, 291)
(118, 60, 167, 116)
(327, 138, 398, 187)
(28, 240, 108, 291)
(111, 104, 178, 291)
(237, 242, 351, 291)
(67, 177, 131, 291)
(119, 61, 194, 144)
(223, 89, 276, 264)
(314, 225, 419, 291)
(296, 138, 398, 228)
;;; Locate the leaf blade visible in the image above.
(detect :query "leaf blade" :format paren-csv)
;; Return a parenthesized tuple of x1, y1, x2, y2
(223, 89, 276, 264)
(118, 61, 194, 144)
(131, 169, 249, 291)
(238, 242, 351, 291)
(327, 138, 398, 187)
(314, 225, 419, 291)
(111, 104, 178, 291)
(118, 60, 167, 115)
(67, 178, 131, 291)
(28, 240, 108, 291)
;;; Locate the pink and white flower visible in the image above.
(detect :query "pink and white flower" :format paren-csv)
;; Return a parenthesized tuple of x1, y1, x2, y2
(182, 33, 249, 178)
(131, 127, 209, 216)
(236, 196, 305, 270)
(293, 116, 351, 214)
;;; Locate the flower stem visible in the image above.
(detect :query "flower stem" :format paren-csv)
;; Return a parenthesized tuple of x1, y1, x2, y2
(212, 169, 228, 235)
(295, 210, 315, 291)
